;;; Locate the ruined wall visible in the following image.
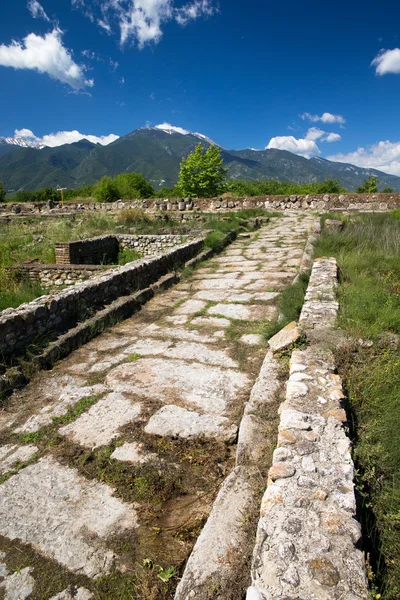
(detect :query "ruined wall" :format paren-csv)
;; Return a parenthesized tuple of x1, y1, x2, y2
(2, 192, 400, 217)
(7, 263, 110, 287)
(0, 237, 205, 362)
(117, 234, 195, 255)
(55, 235, 119, 265)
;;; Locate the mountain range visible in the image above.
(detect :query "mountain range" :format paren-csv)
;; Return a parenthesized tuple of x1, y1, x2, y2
(1, 126, 399, 192)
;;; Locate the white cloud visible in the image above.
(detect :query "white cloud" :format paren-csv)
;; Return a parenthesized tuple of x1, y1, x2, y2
(0, 29, 93, 89)
(301, 112, 345, 125)
(266, 135, 320, 158)
(328, 140, 400, 176)
(305, 127, 325, 141)
(76, 0, 217, 47)
(14, 128, 119, 147)
(175, 0, 216, 25)
(372, 48, 400, 75)
(27, 0, 50, 21)
(324, 132, 341, 143)
(155, 122, 190, 135)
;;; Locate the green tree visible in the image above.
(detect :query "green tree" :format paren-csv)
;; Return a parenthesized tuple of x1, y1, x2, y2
(94, 176, 119, 202)
(383, 187, 393, 193)
(356, 175, 378, 193)
(113, 173, 154, 199)
(177, 144, 228, 198)
(0, 181, 6, 202)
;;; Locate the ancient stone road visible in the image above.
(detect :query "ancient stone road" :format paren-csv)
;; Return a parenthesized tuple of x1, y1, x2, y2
(0, 214, 314, 599)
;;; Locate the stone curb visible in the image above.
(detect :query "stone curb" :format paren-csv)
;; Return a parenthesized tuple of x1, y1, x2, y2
(247, 258, 368, 600)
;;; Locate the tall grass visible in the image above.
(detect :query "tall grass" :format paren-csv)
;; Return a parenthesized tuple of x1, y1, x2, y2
(315, 212, 400, 599)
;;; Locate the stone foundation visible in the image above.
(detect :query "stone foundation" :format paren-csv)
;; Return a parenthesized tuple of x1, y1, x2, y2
(7, 263, 109, 287)
(2, 192, 400, 217)
(0, 237, 205, 363)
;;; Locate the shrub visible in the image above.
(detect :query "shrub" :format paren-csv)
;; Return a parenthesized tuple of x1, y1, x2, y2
(94, 177, 119, 202)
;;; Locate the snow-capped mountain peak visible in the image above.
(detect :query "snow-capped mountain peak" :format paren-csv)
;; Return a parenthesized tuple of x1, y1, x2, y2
(152, 123, 221, 147)
(0, 136, 44, 149)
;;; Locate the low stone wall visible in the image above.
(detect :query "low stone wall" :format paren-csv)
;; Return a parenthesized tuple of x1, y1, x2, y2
(117, 233, 195, 255)
(2, 192, 400, 217)
(7, 263, 109, 287)
(248, 258, 368, 599)
(55, 235, 119, 265)
(0, 237, 205, 363)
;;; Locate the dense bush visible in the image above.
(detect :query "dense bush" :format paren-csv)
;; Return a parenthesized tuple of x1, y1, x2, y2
(225, 178, 345, 197)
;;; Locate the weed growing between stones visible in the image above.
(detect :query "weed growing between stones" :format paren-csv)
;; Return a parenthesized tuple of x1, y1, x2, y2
(315, 211, 400, 600)
(262, 270, 310, 341)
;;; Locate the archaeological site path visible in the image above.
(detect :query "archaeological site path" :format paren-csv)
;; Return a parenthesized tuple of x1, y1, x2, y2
(0, 214, 314, 599)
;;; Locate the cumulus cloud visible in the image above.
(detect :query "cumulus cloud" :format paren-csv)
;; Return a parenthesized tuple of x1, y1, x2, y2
(175, 0, 216, 25)
(266, 135, 320, 158)
(27, 0, 50, 21)
(155, 122, 190, 135)
(324, 132, 341, 143)
(305, 127, 325, 141)
(75, 0, 217, 47)
(0, 29, 93, 89)
(14, 128, 118, 147)
(301, 112, 345, 125)
(372, 48, 400, 75)
(328, 140, 400, 176)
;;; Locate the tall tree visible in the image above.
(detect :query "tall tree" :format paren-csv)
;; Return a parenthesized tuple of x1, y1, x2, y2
(356, 175, 378, 193)
(177, 144, 228, 198)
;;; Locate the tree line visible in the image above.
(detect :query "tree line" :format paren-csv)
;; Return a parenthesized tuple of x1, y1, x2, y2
(0, 144, 395, 203)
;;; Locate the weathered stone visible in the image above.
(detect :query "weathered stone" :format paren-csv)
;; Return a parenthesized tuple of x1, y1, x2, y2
(0, 456, 138, 578)
(144, 405, 237, 442)
(59, 393, 142, 449)
(268, 321, 301, 353)
(0, 567, 35, 600)
(49, 588, 93, 600)
(308, 557, 340, 587)
(0, 444, 38, 474)
(106, 359, 249, 415)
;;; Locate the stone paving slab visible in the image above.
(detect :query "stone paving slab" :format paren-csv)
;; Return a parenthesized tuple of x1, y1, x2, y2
(59, 392, 142, 449)
(105, 358, 250, 415)
(207, 303, 276, 321)
(145, 405, 238, 442)
(0, 456, 138, 578)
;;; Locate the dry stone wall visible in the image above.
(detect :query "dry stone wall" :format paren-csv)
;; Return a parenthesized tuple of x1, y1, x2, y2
(117, 233, 195, 255)
(247, 258, 368, 600)
(7, 263, 109, 287)
(55, 236, 119, 265)
(0, 237, 204, 363)
(2, 192, 400, 217)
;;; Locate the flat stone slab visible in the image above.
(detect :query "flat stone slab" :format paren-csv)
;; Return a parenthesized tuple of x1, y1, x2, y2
(164, 341, 237, 368)
(15, 379, 107, 434)
(145, 405, 237, 442)
(0, 566, 35, 600)
(111, 442, 156, 464)
(240, 334, 264, 346)
(106, 359, 249, 415)
(173, 299, 207, 315)
(193, 290, 256, 303)
(59, 393, 142, 449)
(49, 588, 93, 600)
(0, 456, 138, 578)
(0, 444, 38, 474)
(208, 303, 276, 321)
(142, 323, 216, 344)
(190, 316, 231, 328)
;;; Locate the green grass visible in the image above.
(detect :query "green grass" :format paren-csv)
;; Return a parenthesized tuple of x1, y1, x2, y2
(315, 211, 400, 599)
(262, 271, 310, 341)
(0, 270, 47, 311)
(117, 247, 142, 265)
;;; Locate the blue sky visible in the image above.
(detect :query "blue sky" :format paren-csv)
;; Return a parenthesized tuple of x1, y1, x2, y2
(1, 0, 400, 174)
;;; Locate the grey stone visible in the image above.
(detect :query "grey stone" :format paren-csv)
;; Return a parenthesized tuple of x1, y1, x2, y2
(0, 456, 138, 578)
(144, 405, 237, 442)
